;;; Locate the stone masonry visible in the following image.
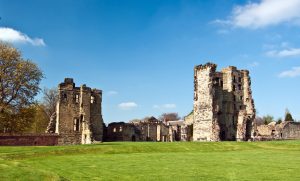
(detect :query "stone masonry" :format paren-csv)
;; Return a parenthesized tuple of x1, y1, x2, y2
(255, 121, 300, 140)
(55, 78, 104, 145)
(105, 117, 170, 142)
(181, 112, 194, 141)
(106, 122, 140, 141)
(193, 63, 255, 141)
(130, 117, 169, 142)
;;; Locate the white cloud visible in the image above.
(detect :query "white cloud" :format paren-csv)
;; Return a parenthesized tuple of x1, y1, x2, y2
(107, 91, 118, 96)
(216, 0, 300, 29)
(266, 48, 300, 57)
(153, 104, 176, 109)
(118, 102, 138, 110)
(279, 67, 300, 78)
(0, 27, 45, 46)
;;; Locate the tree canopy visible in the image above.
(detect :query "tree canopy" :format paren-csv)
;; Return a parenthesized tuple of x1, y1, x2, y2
(159, 113, 180, 122)
(276, 118, 282, 124)
(0, 42, 43, 133)
(262, 115, 274, 125)
(284, 109, 294, 122)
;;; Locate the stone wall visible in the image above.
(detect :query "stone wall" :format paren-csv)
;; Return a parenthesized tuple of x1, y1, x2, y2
(281, 122, 300, 139)
(256, 122, 300, 140)
(182, 112, 194, 141)
(167, 120, 184, 141)
(106, 122, 140, 141)
(193, 63, 218, 141)
(256, 124, 275, 136)
(0, 134, 59, 146)
(106, 117, 170, 142)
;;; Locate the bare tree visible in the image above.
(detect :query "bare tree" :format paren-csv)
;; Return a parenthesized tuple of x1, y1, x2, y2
(254, 116, 264, 126)
(159, 113, 180, 123)
(42, 87, 58, 118)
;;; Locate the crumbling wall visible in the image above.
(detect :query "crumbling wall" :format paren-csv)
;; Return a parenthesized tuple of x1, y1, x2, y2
(256, 122, 300, 140)
(90, 89, 104, 142)
(160, 123, 169, 142)
(168, 121, 184, 141)
(135, 121, 169, 142)
(56, 78, 81, 144)
(281, 122, 300, 139)
(193, 63, 255, 141)
(220, 67, 237, 140)
(193, 63, 220, 141)
(182, 112, 194, 141)
(106, 122, 139, 141)
(257, 125, 275, 136)
(54, 78, 104, 145)
(80, 84, 92, 144)
(237, 70, 255, 141)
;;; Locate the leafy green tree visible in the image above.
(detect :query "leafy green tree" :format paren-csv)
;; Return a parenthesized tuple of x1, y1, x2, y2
(0, 105, 36, 133)
(28, 104, 49, 133)
(284, 109, 294, 122)
(276, 118, 282, 124)
(262, 115, 274, 125)
(0, 42, 43, 133)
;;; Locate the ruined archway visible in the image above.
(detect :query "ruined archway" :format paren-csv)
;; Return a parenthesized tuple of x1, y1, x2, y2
(132, 135, 136, 142)
(245, 119, 252, 140)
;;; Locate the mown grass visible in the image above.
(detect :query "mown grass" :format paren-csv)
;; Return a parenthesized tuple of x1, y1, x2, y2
(0, 141, 300, 181)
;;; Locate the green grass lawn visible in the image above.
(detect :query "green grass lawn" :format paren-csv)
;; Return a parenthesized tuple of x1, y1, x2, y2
(0, 141, 300, 181)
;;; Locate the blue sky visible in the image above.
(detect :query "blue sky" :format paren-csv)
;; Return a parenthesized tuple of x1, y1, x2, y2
(0, 0, 300, 123)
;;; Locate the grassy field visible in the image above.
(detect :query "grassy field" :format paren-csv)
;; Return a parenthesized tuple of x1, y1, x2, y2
(0, 141, 300, 181)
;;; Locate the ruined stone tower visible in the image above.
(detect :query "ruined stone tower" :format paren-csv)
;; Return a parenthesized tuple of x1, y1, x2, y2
(55, 78, 103, 144)
(193, 63, 255, 141)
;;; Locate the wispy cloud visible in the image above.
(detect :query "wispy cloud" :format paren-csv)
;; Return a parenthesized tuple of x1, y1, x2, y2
(153, 104, 176, 109)
(279, 67, 300, 78)
(107, 91, 118, 96)
(0, 27, 45, 46)
(118, 102, 138, 110)
(266, 48, 300, 57)
(248, 61, 260, 68)
(214, 0, 300, 29)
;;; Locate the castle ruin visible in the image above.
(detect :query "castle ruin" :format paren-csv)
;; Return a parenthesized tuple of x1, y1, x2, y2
(106, 117, 169, 142)
(3, 64, 300, 146)
(55, 78, 104, 145)
(192, 63, 255, 141)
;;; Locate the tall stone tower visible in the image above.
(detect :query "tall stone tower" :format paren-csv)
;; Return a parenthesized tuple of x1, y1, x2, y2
(193, 63, 255, 141)
(55, 78, 104, 145)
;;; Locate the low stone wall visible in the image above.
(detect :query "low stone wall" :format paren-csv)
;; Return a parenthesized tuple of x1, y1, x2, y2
(58, 133, 81, 145)
(257, 125, 274, 136)
(0, 133, 59, 146)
